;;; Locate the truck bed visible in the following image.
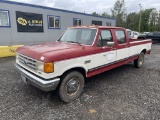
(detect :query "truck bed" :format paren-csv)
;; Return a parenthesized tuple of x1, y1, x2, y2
(129, 38, 152, 46)
(129, 38, 149, 42)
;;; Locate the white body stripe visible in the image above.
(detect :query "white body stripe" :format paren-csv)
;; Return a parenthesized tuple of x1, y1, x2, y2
(117, 47, 130, 60)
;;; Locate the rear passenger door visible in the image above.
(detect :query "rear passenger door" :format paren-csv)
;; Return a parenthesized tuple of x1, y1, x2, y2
(115, 30, 130, 61)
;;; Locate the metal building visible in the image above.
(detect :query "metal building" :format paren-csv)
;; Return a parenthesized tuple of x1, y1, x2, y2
(0, 1, 116, 46)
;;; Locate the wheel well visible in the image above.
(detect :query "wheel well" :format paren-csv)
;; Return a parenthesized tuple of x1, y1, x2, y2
(141, 49, 146, 54)
(61, 67, 86, 79)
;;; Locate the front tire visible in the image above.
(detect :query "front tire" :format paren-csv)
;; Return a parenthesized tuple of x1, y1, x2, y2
(59, 71, 84, 103)
(134, 52, 145, 68)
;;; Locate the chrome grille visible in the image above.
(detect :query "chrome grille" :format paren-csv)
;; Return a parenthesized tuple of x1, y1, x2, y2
(17, 54, 37, 71)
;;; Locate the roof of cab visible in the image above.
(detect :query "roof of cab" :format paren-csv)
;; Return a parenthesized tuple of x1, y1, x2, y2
(69, 25, 125, 30)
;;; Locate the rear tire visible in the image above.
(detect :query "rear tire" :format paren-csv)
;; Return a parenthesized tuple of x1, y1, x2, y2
(59, 71, 84, 103)
(134, 52, 145, 68)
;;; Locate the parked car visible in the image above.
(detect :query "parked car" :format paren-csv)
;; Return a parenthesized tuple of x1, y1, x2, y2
(126, 29, 134, 39)
(144, 32, 150, 34)
(138, 31, 160, 42)
(15, 26, 152, 102)
(133, 31, 140, 39)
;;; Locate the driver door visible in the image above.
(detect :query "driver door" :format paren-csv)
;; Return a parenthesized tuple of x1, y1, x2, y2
(96, 29, 117, 66)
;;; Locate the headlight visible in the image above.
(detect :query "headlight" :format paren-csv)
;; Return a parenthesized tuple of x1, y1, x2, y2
(37, 61, 44, 72)
(37, 61, 54, 73)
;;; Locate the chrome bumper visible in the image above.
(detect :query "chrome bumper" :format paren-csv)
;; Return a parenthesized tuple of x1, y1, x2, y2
(15, 63, 60, 92)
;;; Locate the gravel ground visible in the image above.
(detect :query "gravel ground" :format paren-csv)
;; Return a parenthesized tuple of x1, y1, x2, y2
(0, 44, 160, 120)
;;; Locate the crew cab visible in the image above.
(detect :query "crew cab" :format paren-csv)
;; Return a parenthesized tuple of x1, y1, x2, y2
(15, 26, 152, 102)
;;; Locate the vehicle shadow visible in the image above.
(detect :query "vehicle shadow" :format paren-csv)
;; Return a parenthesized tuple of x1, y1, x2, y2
(19, 63, 135, 105)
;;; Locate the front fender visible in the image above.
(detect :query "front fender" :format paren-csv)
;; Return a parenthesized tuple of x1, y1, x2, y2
(61, 63, 88, 74)
(54, 61, 88, 77)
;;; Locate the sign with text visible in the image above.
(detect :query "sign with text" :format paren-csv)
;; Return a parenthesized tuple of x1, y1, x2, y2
(16, 11, 43, 32)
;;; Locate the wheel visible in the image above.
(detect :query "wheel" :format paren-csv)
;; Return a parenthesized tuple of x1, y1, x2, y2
(59, 71, 84, 102)
(134, 52, 144, 68)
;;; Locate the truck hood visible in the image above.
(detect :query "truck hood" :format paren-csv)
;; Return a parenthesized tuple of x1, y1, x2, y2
(16, 42, 83, 61)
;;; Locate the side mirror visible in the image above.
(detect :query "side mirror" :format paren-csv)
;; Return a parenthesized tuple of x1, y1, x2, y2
(107, 42, 115, 47)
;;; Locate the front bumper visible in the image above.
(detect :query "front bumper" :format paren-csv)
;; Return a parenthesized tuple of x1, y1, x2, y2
(15, 63, 60, 92)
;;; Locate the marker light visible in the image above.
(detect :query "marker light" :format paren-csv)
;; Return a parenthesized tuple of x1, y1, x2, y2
(44, 62, 54, 73)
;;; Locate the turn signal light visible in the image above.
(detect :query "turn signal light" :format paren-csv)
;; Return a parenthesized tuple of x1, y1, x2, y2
(44, 62, 54, 73)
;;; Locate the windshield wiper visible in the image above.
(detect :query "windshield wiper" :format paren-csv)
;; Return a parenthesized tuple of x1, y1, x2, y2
(67, 41, 82, 46)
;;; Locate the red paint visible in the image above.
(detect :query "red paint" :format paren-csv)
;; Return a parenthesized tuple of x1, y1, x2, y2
(130, 40, 152, 46)
(17, 42, 113, 62)
(146, 50, 151, 54)
(16, 26, 152, 63)
(87, 56, 138, 77)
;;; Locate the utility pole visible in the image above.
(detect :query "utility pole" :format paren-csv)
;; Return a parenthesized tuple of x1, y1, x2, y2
(139, 4, 142, 33)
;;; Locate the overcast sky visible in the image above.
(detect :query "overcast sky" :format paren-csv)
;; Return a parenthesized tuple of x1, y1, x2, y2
(9, 0, 160, 14)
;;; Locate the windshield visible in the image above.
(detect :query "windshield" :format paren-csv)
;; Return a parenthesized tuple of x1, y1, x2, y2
(58, 28, 97, 45)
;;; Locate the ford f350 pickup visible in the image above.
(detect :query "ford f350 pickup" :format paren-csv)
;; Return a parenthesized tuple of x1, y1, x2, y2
(15, 26, 152, 102)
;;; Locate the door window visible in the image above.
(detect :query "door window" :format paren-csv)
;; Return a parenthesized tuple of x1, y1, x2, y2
(97, 30, 113, 47)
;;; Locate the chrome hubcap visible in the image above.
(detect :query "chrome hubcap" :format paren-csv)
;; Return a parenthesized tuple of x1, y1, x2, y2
(139, 57, 144, 66)
(66, 78, 80, 96)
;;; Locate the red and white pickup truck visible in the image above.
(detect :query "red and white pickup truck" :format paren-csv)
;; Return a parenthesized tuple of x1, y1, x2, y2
(15, 26, 152, 102)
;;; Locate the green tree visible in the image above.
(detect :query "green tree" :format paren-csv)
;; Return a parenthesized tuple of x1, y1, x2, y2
(126, 12, 139, 31)
(155, 11, 160, 31)
(91, 5, 160, 32)
(91, 12, 100, 16)
(140, 8, 153, 32)
(149, 8, 160, 32)
(101, 12, 110, 17)
(126, 8, 156, 32)
(111, 0, 126, 27)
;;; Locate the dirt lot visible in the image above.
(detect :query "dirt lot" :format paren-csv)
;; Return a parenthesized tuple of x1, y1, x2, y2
(0, 44, 160, 120)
